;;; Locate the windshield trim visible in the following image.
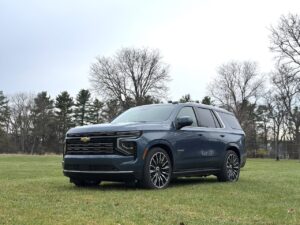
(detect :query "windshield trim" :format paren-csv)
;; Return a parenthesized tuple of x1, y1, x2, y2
(111, 104, 176, 124)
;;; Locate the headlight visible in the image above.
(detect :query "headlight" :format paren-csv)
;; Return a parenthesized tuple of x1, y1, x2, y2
(116, 131, 142, 138)
(118, 140, 137, 155)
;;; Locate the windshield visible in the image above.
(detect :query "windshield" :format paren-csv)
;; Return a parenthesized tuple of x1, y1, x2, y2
(111, 105, 176, 124)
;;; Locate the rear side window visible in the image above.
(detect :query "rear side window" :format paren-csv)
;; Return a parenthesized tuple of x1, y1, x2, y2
(196, 108, 218, 128)
(177, 107, 198, 127)
(219, 112, 242, 130)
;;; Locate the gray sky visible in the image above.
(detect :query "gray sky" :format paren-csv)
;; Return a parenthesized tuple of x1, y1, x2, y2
(1, 0, 299, 101)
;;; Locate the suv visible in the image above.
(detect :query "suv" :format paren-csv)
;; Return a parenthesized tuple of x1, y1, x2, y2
(63, 103, 246, 189)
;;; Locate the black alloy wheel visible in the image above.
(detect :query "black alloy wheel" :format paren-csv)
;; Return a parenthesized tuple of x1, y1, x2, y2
(142, 148, 172, 189)
(218, 150, 240, 182)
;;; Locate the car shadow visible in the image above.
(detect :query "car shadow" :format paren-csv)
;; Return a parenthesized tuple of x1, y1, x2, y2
(61, 176, 219, 191)
(169, 176, 219, 188)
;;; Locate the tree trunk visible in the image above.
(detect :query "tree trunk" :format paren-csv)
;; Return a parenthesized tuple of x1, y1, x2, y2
(296, 126, 300, 161)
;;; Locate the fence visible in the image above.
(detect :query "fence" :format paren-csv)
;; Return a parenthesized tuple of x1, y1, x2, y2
(246, 141, 300, 160)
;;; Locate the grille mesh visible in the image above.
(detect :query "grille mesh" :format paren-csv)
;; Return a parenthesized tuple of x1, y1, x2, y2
(66, 137, 115, 154)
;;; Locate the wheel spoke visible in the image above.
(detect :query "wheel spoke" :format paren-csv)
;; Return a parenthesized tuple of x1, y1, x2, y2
(226, 153, 240, 181)
(149, 152, 170, 188)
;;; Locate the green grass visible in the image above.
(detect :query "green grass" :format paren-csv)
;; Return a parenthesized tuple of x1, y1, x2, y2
(0, 156, 299, 225)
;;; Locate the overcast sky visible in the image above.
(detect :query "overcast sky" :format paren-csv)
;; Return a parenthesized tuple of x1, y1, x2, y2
(1, 0, 300, 101)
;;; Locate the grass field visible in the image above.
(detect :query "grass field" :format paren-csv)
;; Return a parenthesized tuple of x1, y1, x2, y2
(0, 156, 299, 225)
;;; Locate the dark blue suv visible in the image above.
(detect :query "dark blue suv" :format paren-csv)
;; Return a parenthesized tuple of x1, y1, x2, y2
(63, 103, 246, 189)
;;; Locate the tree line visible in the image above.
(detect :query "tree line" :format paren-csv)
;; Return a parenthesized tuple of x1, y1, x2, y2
(207, 13, 300, 160)
(0, 90, 114, 153)
(1, 13, 300, 159)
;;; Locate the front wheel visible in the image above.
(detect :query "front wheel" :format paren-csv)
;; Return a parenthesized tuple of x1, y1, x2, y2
(141, 148, 172, 189)
(217, 150, 240, 182)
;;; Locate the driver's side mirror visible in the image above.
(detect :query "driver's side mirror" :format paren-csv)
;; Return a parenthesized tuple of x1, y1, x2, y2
(176, 116, 193, 129)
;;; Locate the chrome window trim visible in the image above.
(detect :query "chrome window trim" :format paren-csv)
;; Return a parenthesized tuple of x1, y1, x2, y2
(212, 110, 226, 129)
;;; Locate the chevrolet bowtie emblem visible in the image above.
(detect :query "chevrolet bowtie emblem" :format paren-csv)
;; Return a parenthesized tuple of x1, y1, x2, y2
(80, 137, 90, 143)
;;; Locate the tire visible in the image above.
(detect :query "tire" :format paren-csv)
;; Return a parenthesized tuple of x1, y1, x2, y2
(71, 179, 101, 187)
(141, 147, 172, 189)
(217, 150, 240, 182)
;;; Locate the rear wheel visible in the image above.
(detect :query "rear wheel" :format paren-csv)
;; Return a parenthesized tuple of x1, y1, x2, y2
(217, 150, 240, 182)
(141, 148, 172, 189)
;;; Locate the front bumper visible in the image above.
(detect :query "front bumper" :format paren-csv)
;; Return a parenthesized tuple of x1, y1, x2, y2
(62, 154, 143, 181)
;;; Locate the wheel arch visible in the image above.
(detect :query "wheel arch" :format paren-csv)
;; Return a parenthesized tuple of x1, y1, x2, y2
(146, 142, 174, 168)
(226, 144, 241, 162)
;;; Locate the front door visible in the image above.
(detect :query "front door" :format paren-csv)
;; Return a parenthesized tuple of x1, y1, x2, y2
(173, 107, 208, 170)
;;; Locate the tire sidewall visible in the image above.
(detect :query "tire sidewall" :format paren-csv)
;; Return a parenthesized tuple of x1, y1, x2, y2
(219, 150, 240, 182)
(142, 147, 172, 189)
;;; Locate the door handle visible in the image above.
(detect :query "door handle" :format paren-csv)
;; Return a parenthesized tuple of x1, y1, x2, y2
(220, 134, 225, 137)
(198, 133, 203, 136)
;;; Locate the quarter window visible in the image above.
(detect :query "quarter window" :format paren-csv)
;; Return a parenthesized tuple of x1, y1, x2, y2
(219, 112, 242, 130)
(177, 107, 198, 127)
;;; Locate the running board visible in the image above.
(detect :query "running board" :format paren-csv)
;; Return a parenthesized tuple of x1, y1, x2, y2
(172, 168, 220, 177)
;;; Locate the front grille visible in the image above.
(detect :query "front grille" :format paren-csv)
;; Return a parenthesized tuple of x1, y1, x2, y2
(66, 137, 116, 154)
(65, 131, 141, 155)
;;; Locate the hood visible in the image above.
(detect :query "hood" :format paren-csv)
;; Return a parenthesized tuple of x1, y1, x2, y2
(67, 121, 172, 134)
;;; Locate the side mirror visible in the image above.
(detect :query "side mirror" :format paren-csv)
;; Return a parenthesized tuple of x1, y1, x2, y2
(176, 116, 193, 129)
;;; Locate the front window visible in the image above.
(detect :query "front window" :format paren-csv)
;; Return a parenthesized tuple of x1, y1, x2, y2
(111, 105, 176, 124)
(176, 107, 198, 126)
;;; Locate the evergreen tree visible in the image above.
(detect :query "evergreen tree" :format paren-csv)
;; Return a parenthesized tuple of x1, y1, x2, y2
(74, 89, 91, 126)
(179, 94, 192, 103)
(55, 91, 74, 144)
(201, 96, 213, 105)
(31, 92, 56, 154)
(0, 91, 10, 133)
(88, 98, 104, 124)
(0, 91, 10, 152)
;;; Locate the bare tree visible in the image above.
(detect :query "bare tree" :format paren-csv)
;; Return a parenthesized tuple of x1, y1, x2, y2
(271, 65, 300, 159)
(9, 93, 35, 153)
(208, 61, 264, 123)
(264, 93, 287, 160)
(90, 47, 170, 108)
(208, 61, 264, 155)
(270, 13, 300, 74)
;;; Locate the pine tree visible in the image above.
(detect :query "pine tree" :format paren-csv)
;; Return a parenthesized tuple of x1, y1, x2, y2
(0, 91, 10, 152)
(31, 92, 56, 154)
(179, 94, 192, 103)
(74, 89, 91, 126)
(55, 91, 74, 144)
(201, 96, 213, 105)
(0, 91, 10, 133)
(88, 98, 104, 124)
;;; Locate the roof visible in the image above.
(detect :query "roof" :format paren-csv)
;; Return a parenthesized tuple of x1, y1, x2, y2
(135, 102, 232, 114)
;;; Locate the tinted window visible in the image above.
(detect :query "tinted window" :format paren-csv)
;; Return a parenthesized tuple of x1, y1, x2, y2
(112, 105, 176, 124)
(219, 112, 242, 130)
(177, 107, 197, 127)
(197, 108, 217, 128)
